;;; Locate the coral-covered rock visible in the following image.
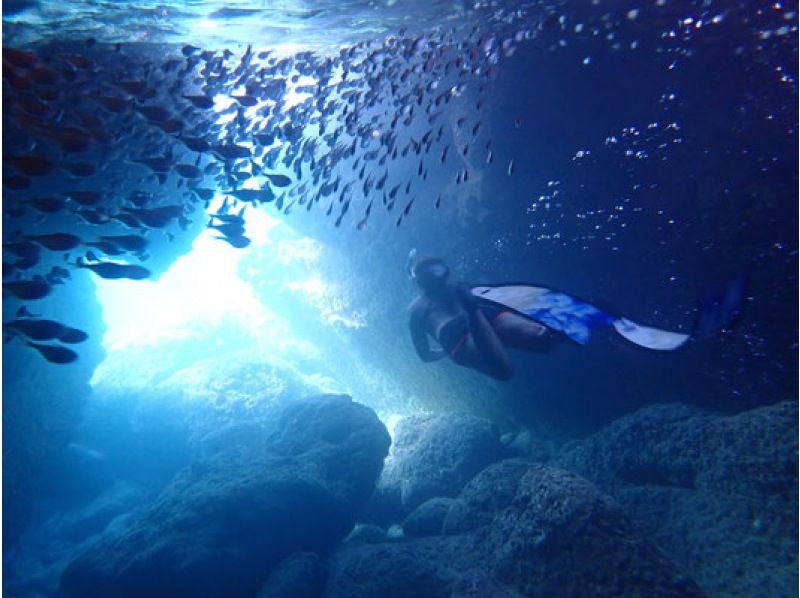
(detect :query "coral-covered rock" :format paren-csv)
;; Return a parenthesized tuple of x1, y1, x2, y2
(366, 413, 505, 523)
(60, 394, 390, 598)
(326, 459, 701, 597)
(402, 497, 455, 537)
(558, 400, 798, 596)
(255, 552, 323, 598)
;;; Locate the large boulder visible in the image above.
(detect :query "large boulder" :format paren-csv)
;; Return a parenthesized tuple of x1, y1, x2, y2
(366, 413, 505, 522)
(557, 400, 798, 597)
(255, 552, 323, 598)
(402, 497, 455, 537)
(60, 394, 390, 598)
(325, 459, 702, 597)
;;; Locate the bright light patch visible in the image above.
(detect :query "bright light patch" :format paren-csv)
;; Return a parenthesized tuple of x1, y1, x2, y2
(95, 202, 281, 351)
(283, 74, 316, 109)
(196, 19, 219, 31)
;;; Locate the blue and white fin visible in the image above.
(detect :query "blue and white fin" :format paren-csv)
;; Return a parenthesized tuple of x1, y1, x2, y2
(471, 283, 689, 351)
(611, 317, 690, 351)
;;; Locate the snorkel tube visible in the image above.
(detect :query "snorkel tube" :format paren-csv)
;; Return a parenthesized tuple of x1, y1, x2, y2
(406, 248, 418, 280)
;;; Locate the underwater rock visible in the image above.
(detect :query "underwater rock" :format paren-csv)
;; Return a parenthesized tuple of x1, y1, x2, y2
(324, 540, 456, 598)
(366, 412, 505, 523)
(3, 482, 149, 597)
(557, 400, 798, 597)
(3, 269, 106, 548)
(442, 459, 533, 535)
(402, 497, 455, 537)
(60, 394, 390, 598)
(325, 459, 702, 597)
(57, 482, 149, 545)
(344, 523, 389, 544)
(570, 400, 799, 594)
(255, 552, 323, 598)
(40, 442, 114, 508)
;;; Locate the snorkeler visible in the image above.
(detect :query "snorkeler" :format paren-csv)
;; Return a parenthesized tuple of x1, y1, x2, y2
(407, 252, 746, 381)
(408, 256, 559, 380)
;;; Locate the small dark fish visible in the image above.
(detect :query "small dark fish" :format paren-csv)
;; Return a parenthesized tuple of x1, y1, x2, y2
(231, 95, 258, 107)
(435, 194, 442, 209)
(16, 306, 38, 318)
(54, 131, 92, 152)
(119, 79, 148, 96)
(84, 240, 125, 256)
(135, 104, 172, 123)
(4, 241, 40, 259)
(403, 198, 415, 216)
(76, 259, 151, 280)
(254, 132, 275, 146)
(211, 144, 250, 160)
(3, 48, 39, 68)
(4, 203, 26, 218)
(128, 191, 152, 207)
(74, 208, 111, 225)
(214, 234, 251, 249)
(157, 119, 183, 134)
(175, 164, 203, 179)
(24, 233, 81, 251)
(99, 235, 148, 252)
(9, 155, 56, 177)
(4, 175, 32, 190)
(46, 266, 71, 284)
(121, 205, 183, 229)
(3, 280, 52, 300)
(94, 95, 128, 112)
(58, 327, 89, 344)
(179, 136, 210, 152)
(263, 173, 292, 187)
(183, 94, 215, 109)
(26, 341, 78, 364)
(193, 187, 215, 201)
(226, 188, 274, 203)
(208, 221, 245, 237)
(110, 213, 143, 229)
(182, 44, 200, 56)
(13, 255, 39, 271)
(63, 190, 103, 206)
(62, 161, 96, 177)
(5, 318, 65, 341)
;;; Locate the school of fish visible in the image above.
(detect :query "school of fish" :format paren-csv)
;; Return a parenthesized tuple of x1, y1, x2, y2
(3, 9, 547, 363)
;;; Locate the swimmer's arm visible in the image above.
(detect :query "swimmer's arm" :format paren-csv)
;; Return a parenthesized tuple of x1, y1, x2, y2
(409, 309, 447, 362)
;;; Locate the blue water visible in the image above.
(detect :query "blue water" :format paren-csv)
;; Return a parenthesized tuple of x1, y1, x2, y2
(3, 1, 797, 596)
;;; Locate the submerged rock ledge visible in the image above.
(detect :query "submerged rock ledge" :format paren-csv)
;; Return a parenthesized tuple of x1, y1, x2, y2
(60, 394, 390, 598)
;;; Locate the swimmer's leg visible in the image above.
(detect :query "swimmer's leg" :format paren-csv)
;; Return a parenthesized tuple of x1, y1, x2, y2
(493, 311, 561, 352)
(453, 308, 513, 380)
